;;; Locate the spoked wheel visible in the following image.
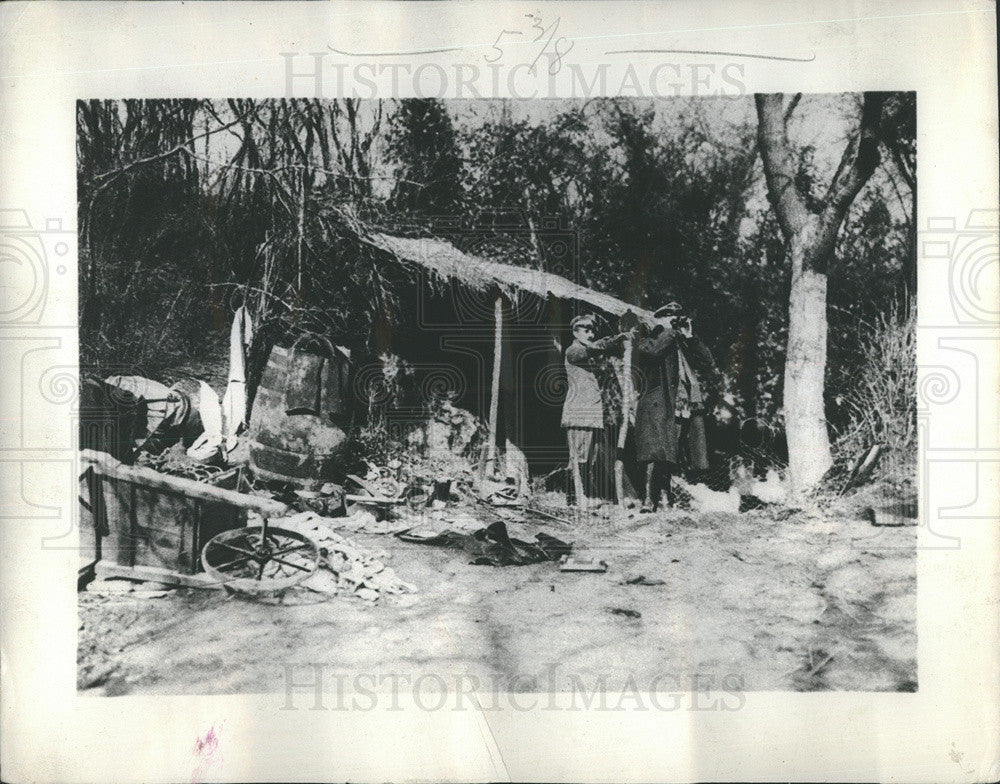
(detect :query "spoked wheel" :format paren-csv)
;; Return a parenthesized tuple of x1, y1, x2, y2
(201, 524, 319, 593)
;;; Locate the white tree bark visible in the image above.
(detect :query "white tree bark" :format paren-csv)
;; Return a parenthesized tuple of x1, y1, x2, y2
(784, 236, 833, 490)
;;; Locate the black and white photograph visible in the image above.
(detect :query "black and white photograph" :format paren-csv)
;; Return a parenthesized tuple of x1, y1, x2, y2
(2, 1, 998, 781)
(76, 93, 918, 696)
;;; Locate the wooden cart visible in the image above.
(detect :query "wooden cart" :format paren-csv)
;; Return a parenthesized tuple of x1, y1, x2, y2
(79, 449, 317, 592)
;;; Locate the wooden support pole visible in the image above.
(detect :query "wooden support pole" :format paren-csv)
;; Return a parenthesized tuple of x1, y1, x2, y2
(618, 336, 634, 451)
(615, 334, 634, 508)
(297, 174, 305, 292)
(485, 289, 503, 474)
(499, 299, 528, 496)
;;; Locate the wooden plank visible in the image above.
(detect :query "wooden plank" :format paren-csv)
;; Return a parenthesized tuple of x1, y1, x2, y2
(346, 473, 395, 499)
(80, 449, 288, 515)
(95, 560, 225, 589)
(207, 467, 240, 488)
(345, 494, 405, 505)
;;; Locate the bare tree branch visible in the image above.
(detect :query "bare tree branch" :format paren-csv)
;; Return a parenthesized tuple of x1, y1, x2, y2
(755, 93, 810, 237)
(783, 92, 802, 125)
(90, 108, 247, 186)
(814, 92, 886, 260)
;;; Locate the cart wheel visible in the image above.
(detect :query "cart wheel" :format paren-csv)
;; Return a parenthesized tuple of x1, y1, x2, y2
(201, 525, 319, 593)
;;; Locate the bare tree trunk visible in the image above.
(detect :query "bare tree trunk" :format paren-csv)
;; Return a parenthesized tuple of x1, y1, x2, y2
(785, 231, 833, 489)
(756, 92, 885, 494)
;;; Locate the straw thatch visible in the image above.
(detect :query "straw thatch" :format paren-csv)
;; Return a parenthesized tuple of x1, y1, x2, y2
(371, 232, 654, 324)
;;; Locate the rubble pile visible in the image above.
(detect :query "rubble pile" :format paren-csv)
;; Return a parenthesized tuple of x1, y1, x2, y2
(258, 510, 418, 602)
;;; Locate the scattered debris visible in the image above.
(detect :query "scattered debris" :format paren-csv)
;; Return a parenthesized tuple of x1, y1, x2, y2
(268, 512, 417, 600)
(292, 485, 345, 516)
(560, 556, 608, 573)
(523, 504, 575, 527)
(138, 447, 227, 482)
(733, 466, 788, 505)
(398, 521, 571, 567)
(337, 508, 411, 535)
(351, 471, 404, 500)
(608, 607, 641, 619)
(674, 478, 741, 514)
(864, 505, 917, 527)
(623, 575, 666, 586)
(486, 485, 521, 506)
(431, 511, 483, 533)
(345, 473, 408, 517)
(840, 444, 884, 495)
(422, 397, 483, 458)
(738, 494, 769, 513)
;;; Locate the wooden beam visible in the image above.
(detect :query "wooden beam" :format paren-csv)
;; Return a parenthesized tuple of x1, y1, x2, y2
(94, 560, 225, 590)
(80, 449, 289, 516)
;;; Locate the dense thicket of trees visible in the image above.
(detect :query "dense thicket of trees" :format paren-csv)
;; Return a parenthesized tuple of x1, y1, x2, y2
(78, 96, 915, 483)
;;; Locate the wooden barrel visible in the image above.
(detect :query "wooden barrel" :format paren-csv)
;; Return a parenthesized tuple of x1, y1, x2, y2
(248, 339, 350, 488)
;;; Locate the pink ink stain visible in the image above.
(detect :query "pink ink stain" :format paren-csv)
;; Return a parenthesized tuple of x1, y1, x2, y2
(195, 726, 219, 756)
(192, 724, 222, 783)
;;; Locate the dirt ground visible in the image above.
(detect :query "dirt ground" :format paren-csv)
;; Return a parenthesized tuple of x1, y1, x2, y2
(78, 491, 916, 696)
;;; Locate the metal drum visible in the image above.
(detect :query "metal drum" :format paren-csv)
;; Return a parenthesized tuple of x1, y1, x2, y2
(248, 337, 351, 488)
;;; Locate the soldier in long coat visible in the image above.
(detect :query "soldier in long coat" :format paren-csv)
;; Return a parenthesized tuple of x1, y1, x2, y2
(634, 301, 718, 511)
